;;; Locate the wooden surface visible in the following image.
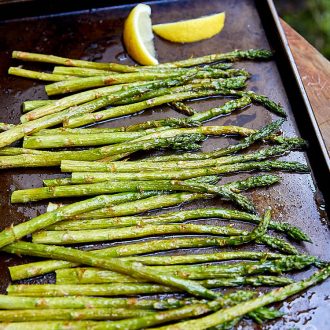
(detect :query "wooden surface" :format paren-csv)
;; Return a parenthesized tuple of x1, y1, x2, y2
(281, 19, 330, 154)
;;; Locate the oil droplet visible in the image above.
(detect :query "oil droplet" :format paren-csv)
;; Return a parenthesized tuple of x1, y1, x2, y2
(116, 52, 128, 62)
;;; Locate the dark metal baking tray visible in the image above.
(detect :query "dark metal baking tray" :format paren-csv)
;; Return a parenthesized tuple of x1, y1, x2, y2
(0, 0, 329, 328)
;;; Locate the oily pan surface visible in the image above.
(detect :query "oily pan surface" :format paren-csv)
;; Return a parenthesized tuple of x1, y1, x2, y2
(0, 0, 329, 328)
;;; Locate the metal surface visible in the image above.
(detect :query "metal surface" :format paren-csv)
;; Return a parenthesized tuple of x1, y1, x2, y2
(0, 0, 329, 328)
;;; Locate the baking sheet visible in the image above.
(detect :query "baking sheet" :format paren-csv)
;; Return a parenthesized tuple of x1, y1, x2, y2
(0, 0, 329, 328)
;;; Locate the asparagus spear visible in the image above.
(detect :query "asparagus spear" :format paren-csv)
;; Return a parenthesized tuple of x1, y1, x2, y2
(0, 147, 47, 156)
(157, 49, 273, 67)
(73, 192, 209, 219)
(55, 263, 297, 284)
(45, 71, 246, 96)
(0, 122, 15, 131)
(31, 223, 248, 245)
(43, 177, 73, 187)
(8, 67, 78, 82)
(64, 143, 305, 175)
(12, 49, 271, 71)
(52, 62, 234, 77)
(23, 128, 171, 149)
(7, 277, 292, 299)
(0, 295, 199, 310)
(190, 96, 252, 122)
(66, 160, 304, 184)
(22, 100, 54, 112)
(160, 264, 330, 330)
(12, 50, 139, 73)
(0, 308, 153, 322)
(0, 191, 160, 249)
(118, 251, 289, 265)
(10, 178, 254, 212)
(170, 101, 196, 115)
(43, 173, 217, 188)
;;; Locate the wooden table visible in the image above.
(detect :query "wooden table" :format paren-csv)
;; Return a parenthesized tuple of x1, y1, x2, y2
(281, 20, 330, 154)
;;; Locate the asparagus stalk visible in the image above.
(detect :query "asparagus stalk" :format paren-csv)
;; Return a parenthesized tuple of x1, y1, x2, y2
(23, 128, 171, 149)
(157, 49, 273, 67)
(0, 308, 153, 322)
(118, 251, 288, 265)
(52, 64, 237, 77)
(6, 283, 178, 296)
(66, 159, 299, 184)
(64, 143, 304, 175)
(8, 67, 78, 82)
(43, 177, 73, 187)
(43, 173, 217, 188)
(12, 49, 271, 71)
(190, 95, 252, 122)
(34, 117, 201, 136)
(22, 100, 54, 112)
(73, 192, 209, 219)
(12, 50, 140, 73)
(0, 122, 16, 131)
(170, 101, 196, 115)
(31, 223, 248, 245)
(0, 147, 47, 156)
(55, 264, 296, 284)
(0, 295, 199, 310)
(0, 191, 160, 249)
(45, 71, 246, 96)
(10, 178, 254, 212)
(7, 277, 292, 299)
(160, 264, 330, 330)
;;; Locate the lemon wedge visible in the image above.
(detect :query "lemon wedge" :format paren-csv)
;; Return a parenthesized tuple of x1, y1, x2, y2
(123, 4, 158, 65)
(153, 12, 225, 43)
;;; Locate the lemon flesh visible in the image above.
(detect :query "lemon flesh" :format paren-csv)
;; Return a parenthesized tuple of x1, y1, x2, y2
(153, 12, 226, 43)
(123, 4, 158, 65)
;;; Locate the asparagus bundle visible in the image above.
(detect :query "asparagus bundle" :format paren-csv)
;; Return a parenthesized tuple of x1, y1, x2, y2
(2, 209, 269, 300)
(0, 47, 327, 330)
(12, 49, 272, 72)
(7, 232, 299, 281)
(46, 203, 309, 242)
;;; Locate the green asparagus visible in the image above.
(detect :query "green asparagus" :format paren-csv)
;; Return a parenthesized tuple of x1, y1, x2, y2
(159, 264, 330, 329)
